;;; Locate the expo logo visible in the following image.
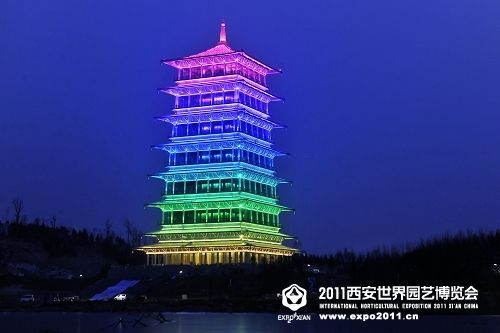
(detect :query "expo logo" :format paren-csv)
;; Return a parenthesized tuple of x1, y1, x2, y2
(281, 284, 307, 311)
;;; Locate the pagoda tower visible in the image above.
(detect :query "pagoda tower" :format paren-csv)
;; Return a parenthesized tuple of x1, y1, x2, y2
(138, 22, 296, 265)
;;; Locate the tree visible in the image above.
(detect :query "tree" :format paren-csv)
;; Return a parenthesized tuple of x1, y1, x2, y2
(51, 216, 57, 228)
(124, 219, 133, 244)
(131, 227, 142, 247)
(3, 207, 10, 223)
(104, 219, 113, 238)
(12, 198, 23, 224)
(123, 219, 142, 247)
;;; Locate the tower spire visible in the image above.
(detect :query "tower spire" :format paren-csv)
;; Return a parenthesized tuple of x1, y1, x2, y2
(219, 20, 227, 44)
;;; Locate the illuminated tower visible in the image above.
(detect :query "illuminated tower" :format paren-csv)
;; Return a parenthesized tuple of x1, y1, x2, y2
(139, 22, 296, 265)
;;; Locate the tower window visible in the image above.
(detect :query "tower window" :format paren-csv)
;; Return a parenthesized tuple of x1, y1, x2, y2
(191, 66, 201, 79)
(212, 121, 223, 133)
(175, 153, 186, 165)
(201, 94, 212, 106)
(200, 122, 211, 134)
(172, 211, 183, 224)
(198, 151, 210, 163)
(221, 149, 233, 162)
(180, 68, 189, 80)
(190, 95, 201, 107)
(177, 124, 187, 136)
(224, 91, 235, 103)
(188, 123, 199, 135)
(210, 150, 222, 162)
(202, 65, 213, 77)
(214, 64, 225, 76)
(223, 120, 235, 132)
(213, 92, 224, 104)
(187, 152, 198, 164)
(178, 96, 188, 108)
(226, 62, 237, 75)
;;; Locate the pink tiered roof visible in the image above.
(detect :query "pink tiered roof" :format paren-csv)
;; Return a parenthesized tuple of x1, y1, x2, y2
(187, 43, 234, 58)
(186, 21, 233, 58)
(164, 22, 280, 75)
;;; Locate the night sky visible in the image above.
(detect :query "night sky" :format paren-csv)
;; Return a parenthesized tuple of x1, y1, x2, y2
(1, 0, 500, 253)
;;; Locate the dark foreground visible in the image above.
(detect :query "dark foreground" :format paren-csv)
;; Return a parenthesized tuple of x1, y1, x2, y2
(2, 223, 500, 315)
(1, 312, 500, 333)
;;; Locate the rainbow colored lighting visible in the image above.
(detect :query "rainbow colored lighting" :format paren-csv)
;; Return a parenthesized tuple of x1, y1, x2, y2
(138, 22, 297, 265)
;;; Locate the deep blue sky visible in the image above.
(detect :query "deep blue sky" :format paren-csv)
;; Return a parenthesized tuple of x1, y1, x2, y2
(1, 0, 500, 253)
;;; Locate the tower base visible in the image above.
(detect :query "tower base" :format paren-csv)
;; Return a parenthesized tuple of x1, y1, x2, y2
(139, 243, 296, 265)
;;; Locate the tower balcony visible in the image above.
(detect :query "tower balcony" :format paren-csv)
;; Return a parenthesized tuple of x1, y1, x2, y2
(159, 80, 282, 116)
(156, 108, 283, 131)
(159, 191, 279, 205)
(165, 161, 276, 176)
(160, 80, 280, 102)
(170, 132, 272, 148)
(154, 138, 285, 159)
(152, 166, 289, 186)
(149, 197, 291, 215)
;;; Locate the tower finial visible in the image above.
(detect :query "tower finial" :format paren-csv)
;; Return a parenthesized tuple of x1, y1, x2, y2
(219, 20, 227, 44)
